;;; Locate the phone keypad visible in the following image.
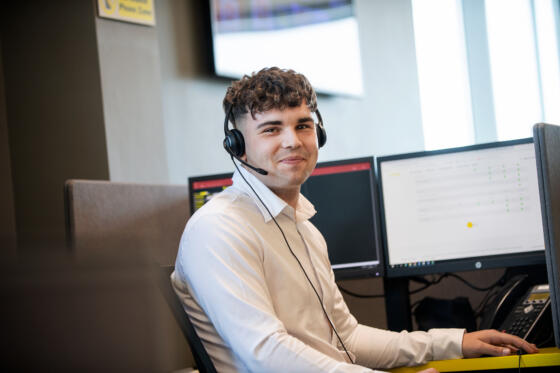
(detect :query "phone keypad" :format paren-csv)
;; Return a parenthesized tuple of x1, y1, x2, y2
(505, 303, 546, 337)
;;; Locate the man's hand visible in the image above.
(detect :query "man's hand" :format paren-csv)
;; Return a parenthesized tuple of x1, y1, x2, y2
(462, 329, 539, 358)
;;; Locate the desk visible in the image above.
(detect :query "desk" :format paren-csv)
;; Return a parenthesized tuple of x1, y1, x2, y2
(388, 347, 560, 372)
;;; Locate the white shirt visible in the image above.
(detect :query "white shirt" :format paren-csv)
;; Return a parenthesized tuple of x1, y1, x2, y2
(172, 165, 465, 373)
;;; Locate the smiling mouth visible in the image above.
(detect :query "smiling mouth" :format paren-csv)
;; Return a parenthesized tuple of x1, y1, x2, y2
(280, 157, 305, 164)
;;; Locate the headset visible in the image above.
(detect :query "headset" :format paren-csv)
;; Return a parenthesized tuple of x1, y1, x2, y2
(223, 104, 327, 175)
(223, 103, 354, 364)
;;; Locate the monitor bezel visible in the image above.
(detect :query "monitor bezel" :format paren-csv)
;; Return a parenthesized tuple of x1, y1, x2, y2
(376, 137, 546, 278)
(305, 156, 384, 279)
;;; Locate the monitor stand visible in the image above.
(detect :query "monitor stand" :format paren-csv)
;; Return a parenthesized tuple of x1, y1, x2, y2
(384, 277, 412, 331)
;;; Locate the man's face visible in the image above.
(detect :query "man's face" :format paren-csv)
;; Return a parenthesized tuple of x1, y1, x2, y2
(239, 101, 319, 195)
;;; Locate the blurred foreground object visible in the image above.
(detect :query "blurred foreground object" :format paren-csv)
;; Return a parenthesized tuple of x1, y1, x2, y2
(0, 255, 166, 373)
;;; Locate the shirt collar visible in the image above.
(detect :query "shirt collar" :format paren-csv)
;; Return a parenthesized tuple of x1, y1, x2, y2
(231, 163, 316, 223)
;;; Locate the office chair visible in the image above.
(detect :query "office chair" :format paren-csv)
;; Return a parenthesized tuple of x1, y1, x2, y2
(158, 265, 218, 373)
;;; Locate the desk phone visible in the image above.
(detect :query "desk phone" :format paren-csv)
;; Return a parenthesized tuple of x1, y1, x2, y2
(499, 284, 551, 341)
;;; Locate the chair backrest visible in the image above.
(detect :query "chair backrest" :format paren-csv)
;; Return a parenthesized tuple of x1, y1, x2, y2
(65, 179, 189, 264)
(64, 179, 195, 371)
(158, 265, 218, 373)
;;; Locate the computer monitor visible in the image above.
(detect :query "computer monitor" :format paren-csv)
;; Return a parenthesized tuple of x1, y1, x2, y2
(534, 123, 560, 348)
(301, 157, 384, 279)
(377, 138, 546, 278)
(188, 173, 233, 215)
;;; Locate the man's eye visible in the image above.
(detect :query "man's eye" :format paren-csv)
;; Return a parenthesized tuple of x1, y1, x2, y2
(297, 123, 313, 129)
(263, 127, 277, 133)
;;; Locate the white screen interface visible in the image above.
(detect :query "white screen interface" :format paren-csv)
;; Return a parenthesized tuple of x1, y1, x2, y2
(380, 142, 545, 268)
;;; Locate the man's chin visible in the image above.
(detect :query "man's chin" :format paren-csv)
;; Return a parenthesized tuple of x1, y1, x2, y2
(280, 173, 310, 187)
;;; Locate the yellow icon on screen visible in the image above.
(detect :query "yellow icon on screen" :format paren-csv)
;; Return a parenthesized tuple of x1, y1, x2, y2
(467, 222, 473, 228)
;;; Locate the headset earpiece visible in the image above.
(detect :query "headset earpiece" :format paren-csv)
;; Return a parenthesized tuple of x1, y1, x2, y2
(315, 109, 327, 148)
(223, 105, 246, 157)
(224, 128, 245, 158)
(316, 122, 327, 148)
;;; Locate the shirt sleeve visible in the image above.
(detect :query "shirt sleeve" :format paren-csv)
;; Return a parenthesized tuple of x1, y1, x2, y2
(325, 266, 465, 369)
(175, 212, 384, 373)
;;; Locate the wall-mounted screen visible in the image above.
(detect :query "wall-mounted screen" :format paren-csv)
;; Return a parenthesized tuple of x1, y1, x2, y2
(209, 0, 364, 96)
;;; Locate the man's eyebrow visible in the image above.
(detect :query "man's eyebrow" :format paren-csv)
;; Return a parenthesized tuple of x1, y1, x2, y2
(298, 116, 314, 123)
(255, 116, 314, 129)
(256, 120, 282, 129)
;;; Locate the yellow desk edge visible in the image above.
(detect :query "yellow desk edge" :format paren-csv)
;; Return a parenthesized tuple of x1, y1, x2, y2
(389, 347, 560, 372)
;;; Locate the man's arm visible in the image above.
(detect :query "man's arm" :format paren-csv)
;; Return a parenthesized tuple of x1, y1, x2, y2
(326, 277, 464, 369)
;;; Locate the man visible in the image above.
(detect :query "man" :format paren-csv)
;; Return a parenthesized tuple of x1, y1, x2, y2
(172, 67, 538, 372)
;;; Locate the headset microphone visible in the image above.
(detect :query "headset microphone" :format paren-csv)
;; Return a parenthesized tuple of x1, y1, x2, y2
(225, 148, 268, 175)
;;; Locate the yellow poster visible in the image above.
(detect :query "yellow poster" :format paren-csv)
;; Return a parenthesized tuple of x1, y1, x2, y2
(97, 0, 155, 26)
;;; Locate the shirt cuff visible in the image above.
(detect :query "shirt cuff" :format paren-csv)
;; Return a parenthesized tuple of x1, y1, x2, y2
(429, 328, 465, 361)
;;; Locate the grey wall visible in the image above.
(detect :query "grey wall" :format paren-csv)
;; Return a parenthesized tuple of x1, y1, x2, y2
(95, 17, 169, 182)
(156, 0, 425, 184)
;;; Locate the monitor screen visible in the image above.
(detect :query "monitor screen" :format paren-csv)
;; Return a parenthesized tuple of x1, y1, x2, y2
(301, 157, 384, 279)
(377, 138, 546, 277)
(188, 173, 233, 215)
(208, 0, 364, 96)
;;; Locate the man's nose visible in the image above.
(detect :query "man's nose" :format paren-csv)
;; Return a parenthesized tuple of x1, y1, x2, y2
(281, 128, 303, 148)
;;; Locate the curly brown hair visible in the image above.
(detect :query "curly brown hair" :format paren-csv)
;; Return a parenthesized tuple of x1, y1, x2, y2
(223, 67, 317, 125)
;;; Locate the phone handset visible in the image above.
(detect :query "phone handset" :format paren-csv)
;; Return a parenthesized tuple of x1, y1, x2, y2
(479, 274, 531, 331)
